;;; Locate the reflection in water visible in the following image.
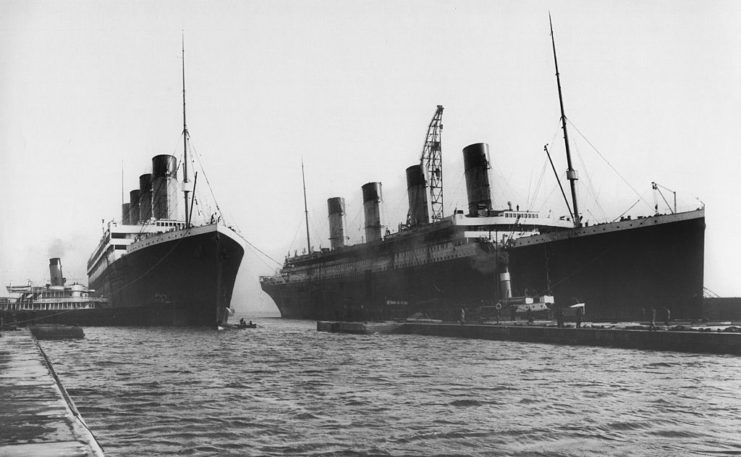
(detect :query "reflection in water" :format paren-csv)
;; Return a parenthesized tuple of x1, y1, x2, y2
(42, 318, 741, 456)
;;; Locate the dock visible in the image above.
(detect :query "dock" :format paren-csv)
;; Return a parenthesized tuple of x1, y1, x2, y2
(0, 329, 104, 457)
(317, 320, 402, 334)
(318, 321, 741, 355)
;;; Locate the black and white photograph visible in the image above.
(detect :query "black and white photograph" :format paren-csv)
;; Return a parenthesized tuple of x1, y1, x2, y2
(1, 1, 740, 455)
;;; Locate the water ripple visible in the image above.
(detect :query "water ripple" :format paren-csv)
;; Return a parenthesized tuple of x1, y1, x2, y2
(39, 318, 741, 456)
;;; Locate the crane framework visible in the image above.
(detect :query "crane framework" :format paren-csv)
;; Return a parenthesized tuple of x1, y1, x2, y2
(421, 105, 444, 222)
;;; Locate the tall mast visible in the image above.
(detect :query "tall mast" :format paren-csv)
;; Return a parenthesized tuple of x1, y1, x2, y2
(549, 14, 581, 228)
(182, 33, 191, 227)
(301, 160, 311, 253)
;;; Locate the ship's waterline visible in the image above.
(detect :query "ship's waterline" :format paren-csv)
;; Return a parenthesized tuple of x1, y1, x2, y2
(89, 223, 244, 326)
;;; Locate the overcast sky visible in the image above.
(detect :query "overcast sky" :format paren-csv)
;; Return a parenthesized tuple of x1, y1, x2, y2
(1, 0, 740, 314)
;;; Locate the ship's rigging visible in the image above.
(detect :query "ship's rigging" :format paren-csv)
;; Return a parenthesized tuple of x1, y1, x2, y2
(132, 36, 230, 236)
(652, 181, 677, 214)
(549, 14, 581, 228)
(301, 160, 311, 253)
(547, 16, 670, 226)
(182, 34, 192, 228)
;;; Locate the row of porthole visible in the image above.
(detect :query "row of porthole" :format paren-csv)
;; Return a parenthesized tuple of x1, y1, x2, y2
(515, 221, 650, 246)
(292, 257, 455, 282)
(395, 248, 459, 263)
(309, 253, 462, 279)
(132, 232, 184, 251)
(298, 246, 468, 277)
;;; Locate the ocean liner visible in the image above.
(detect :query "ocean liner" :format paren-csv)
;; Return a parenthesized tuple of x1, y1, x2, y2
(85, 43, 245, 326)
(260, 21, 705, 322)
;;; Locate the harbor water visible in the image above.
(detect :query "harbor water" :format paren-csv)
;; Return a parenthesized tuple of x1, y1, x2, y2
(39, 317, 741, 456)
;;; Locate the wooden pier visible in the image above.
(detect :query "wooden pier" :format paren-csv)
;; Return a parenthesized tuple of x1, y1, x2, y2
(0, 329, 104, 457)
(318, 321, 741, 355)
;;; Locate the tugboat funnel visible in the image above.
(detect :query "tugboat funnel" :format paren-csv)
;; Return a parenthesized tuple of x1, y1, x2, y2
(49, 258, 65, 287)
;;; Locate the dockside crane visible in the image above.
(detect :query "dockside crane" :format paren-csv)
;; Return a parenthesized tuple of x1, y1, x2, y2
(420, 105, 445, 222)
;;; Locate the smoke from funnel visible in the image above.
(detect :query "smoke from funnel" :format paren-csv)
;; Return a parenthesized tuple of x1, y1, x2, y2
(47, 238, 65, 259)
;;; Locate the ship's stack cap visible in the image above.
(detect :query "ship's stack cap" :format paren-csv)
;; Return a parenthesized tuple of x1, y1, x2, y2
(151, 155, 179, 220)
(328, 197, 345, 215)
(462, 143, 492, 216)
(327, 197, 346, 250)
(362, 182, 383, 243)
(406, 164, 429, 226)
(139, 173, 153, 222)
(139, 173, 153, 191)
(129, 189, 141, 225)
(152, 155, 178, 178)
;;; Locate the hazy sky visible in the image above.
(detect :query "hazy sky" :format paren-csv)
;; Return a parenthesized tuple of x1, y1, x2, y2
(1, 0, 740, 314)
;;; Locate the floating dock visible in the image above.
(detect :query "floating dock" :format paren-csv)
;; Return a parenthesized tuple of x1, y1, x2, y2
(316, 321, 402, 334)
(317, 321, 741, 355)
(0, 329, 104, 457)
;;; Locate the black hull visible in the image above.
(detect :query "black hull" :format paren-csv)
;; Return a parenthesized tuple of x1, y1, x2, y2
(262, 252, 498, 322)
(509, 215, 705, 321)
(85, 226, 244, 326)
(261, 213, 705, 322)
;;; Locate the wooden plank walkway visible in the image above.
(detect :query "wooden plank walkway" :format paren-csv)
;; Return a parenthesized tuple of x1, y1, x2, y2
(0, 329, 104, 457)
(318, 321, 741, 355)
(401, 322, 741, 355)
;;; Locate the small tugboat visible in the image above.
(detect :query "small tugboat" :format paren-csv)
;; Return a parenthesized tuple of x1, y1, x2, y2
(236, 318, 257, 329)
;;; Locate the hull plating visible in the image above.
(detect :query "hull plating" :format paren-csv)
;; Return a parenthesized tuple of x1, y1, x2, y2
(261, 213, 705, 322)
(509, 215, 705, 321)
(86, 227, 244, 326)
